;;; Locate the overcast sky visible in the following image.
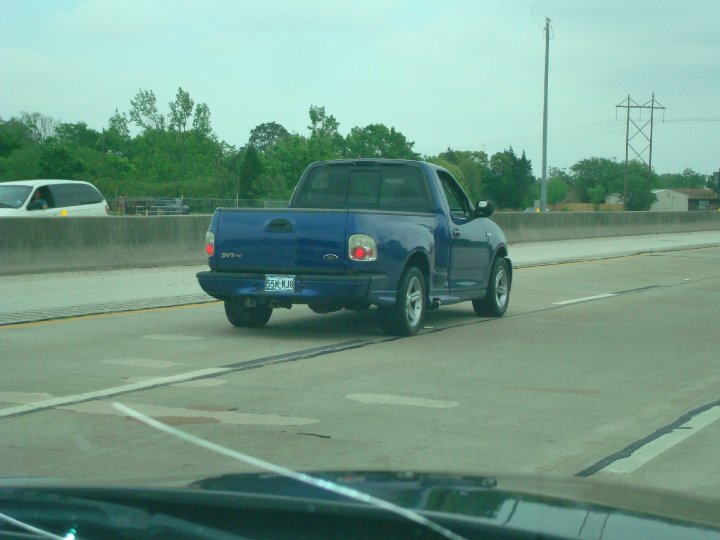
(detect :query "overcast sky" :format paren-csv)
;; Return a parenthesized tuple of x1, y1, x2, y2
(2, 0, 718, 175)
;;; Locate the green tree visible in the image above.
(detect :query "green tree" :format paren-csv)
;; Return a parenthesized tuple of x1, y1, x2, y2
(587, 185, 606, 205)
(431, 148, 491, 201)
(249, 121, 290, 152)
(100, 110, 131, 157)
(343, 124, 419, 159)
(192, 103, 212, 137)
(129, 89, 165, 131)
(569, 157, 658, 210)
(569, 158, 622, 202)
(19, 112, 57, 142)
(622, 162, 657, 210)
(482, 148, 534, 209)
(168, 87, 194, 132)
(547, 178, 568, 205)
(657, 168, 707, 189)
(307, 105, 343, 160)
(263, 133, 312, 191)
(54, 122, 100, 148)
(238, 146, 263, 197)
(249, 173, 291, 200)
(0, 117, 34, 158)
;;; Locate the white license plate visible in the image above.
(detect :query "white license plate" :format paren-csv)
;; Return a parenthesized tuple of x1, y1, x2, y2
(265, 274, 296, 292)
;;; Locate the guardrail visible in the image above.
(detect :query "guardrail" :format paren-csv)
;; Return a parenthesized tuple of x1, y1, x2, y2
(0, 212, 717, 275)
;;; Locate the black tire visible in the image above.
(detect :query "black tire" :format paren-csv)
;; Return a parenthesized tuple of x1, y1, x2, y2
(472, 257, 510, 317)
(378, 267, 426, 336)
(224, 299, 273, 328)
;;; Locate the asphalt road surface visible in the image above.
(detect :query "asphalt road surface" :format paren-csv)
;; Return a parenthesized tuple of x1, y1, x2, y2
(1, 233, 719, 506)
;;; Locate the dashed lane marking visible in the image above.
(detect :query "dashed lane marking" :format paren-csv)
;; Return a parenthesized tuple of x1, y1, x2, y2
(346, 394, 459, 409)
(0, 340, 371, 420)
(61, 401, 318, 426)
(552, 293, 617, 306)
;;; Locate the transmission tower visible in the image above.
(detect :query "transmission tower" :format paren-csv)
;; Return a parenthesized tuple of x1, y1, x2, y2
(616, 94, 665, 209)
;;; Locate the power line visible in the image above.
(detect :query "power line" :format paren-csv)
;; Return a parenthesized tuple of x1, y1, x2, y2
(662, 117, 720, 123)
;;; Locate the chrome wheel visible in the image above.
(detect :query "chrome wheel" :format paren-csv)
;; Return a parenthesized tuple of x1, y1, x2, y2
(405, 275, 424, 328)
(472, 257, 511, 317)
(494, 264, 509, 309)
(378, 266, 426, 336)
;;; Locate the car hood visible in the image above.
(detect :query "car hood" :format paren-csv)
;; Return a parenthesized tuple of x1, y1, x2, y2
(187, 470, 720, 529)
(2, 470, 718, 539)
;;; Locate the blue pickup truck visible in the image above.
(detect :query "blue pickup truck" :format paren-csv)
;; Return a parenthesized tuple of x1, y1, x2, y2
(196, 159, 511, 336)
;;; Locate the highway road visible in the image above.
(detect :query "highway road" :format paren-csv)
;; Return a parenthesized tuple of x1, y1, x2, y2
(1, 232, 719, 507)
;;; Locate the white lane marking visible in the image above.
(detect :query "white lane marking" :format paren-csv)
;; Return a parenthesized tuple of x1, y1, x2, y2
(346, 394, 459, 409)
(171, 379, 228, 388)
(63, 401, 318, 426)
(553, 293, 617, 306)
(122, 376, 159, 383)
(102, 358, 180, 369)
(0, 391, 54, 404)
(603, 405, 720, 474)
(0, 367, 231, 419)
(142, 334, 203, 341)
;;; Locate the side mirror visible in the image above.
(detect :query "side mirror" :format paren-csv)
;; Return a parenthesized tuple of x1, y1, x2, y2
(475, 200, 495, 218)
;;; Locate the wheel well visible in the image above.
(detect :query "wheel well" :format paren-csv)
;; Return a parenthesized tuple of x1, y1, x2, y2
(494, 246, 512, 285)
(405, 252, 430, 296)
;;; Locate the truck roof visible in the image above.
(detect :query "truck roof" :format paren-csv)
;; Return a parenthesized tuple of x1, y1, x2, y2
(306, 158, 448, 173)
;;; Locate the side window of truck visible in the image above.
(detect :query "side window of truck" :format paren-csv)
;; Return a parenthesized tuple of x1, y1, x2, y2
(437, 171, 471, 219)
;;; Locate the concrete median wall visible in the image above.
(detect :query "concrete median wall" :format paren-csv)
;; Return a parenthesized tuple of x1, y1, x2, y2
(0, 211, 718, 275)
(0, 216, 212, 275)
(492, 211, 720, 243)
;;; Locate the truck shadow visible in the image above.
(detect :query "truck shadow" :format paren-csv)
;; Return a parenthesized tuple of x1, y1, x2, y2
(222, 305, 484, 339)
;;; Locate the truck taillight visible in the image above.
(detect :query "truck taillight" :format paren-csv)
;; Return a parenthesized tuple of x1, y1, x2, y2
(205, 231, 215, 257)
(349, 234, 377, 261)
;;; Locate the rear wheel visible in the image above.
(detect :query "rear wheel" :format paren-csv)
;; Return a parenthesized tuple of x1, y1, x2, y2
(472, 257, 510, 317)
(378, 267, 426, 336)
(224, 299, 273, 328)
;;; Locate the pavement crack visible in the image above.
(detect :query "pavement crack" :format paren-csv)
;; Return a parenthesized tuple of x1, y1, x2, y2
(296, 432, 331, 439)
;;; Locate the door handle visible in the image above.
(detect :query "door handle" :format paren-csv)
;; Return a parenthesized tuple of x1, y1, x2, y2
(452, 228, 461, 238)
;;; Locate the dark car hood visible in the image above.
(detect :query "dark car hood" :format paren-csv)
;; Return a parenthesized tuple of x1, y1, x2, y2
(188, 470, 720, 535)
(3, 471, 719, 539)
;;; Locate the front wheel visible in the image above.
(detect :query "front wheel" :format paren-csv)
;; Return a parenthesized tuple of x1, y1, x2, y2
(224, 299, 273, 328)
(472, 257, 511, 317)
(378, 267, 426, 336)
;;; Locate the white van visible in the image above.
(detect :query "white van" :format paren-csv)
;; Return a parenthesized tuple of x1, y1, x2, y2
(0, 179, 109, 217)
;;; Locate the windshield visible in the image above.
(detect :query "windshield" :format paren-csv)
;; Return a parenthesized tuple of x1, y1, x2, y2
(1, 1, 719, 539)
(0, 185, 31, 208)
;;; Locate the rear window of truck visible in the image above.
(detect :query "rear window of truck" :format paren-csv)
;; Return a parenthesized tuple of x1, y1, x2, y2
(294, 164, 432, 211)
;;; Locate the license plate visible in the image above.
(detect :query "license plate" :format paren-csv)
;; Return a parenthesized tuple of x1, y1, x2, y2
(265, 274, 296, 292)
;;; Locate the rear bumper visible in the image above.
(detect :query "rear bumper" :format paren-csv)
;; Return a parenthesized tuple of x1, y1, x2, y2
(196, 271, 388, 304)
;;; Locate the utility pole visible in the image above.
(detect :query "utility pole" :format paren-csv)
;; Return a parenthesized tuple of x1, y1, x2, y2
(616, 94, 665, 210)
(541, 18, 551, 212)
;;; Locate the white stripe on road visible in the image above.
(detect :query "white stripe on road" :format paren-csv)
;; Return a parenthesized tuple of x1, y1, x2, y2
(603, 405, 720, 474)
(346, 394, 459, 409)
(0, 367, 232, 419)
(553, 293, 617, 306)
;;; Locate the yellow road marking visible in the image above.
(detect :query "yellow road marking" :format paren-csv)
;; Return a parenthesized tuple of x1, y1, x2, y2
(0, 301, 221, 330)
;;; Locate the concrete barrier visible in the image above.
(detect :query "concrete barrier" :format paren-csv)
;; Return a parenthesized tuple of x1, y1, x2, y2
(492, 211, 720, 243)
(0, 211, 718, 275)
(0, 216, 212, 275)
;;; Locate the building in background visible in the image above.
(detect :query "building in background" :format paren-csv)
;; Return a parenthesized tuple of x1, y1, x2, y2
(650, 189, 718, 212)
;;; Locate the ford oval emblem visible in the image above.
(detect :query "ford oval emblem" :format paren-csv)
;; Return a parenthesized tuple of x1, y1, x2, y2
(323, 254, 339, 262)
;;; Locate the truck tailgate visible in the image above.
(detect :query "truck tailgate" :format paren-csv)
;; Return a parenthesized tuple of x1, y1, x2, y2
(214, 209, 349, 273)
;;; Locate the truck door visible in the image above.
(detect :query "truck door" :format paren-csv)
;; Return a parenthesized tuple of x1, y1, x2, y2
(437, 170, 491, 294)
